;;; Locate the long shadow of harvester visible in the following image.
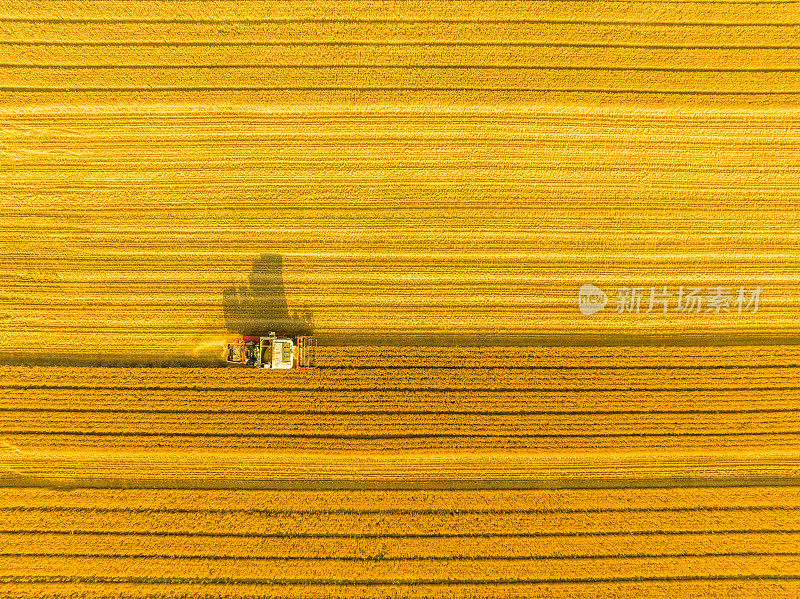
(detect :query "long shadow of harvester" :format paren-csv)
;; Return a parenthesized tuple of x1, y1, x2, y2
(222, 253, 314, 338)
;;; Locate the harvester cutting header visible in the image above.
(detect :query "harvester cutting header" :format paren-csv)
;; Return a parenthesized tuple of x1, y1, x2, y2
(226, 333, 316, 369)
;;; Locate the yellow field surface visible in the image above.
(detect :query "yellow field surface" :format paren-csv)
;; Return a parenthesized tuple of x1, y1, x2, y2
(0, 4, 799, 356)
(2, 0, 800, 596)
(3, 104, 800, 356)
(1, 349, 800, 595)
(3, 0, 800, 107)
(0, 485, 800, 596)
(2, 349, 800, 458)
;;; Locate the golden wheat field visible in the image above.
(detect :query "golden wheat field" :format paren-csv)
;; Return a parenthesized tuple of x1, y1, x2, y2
(1, 0, 800, 597)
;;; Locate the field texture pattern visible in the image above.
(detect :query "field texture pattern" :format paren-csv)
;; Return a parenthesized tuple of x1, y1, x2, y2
(1, 1, 800, 597)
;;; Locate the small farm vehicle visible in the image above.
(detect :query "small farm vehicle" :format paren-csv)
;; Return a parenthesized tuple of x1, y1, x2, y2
(225, 333, 317, 369)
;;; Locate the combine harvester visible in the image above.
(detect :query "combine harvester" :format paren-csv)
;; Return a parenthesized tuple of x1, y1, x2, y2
(225, 333, 316, 369)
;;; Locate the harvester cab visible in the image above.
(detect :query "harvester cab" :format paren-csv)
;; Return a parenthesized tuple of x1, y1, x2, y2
(225, 333, 316, 369)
